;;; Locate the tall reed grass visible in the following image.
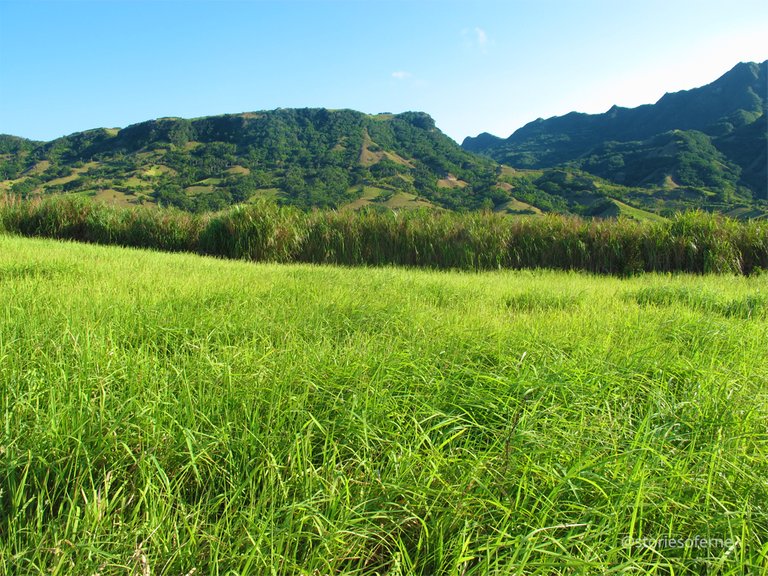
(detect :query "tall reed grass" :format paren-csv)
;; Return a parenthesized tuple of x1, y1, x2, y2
(2, 195, 766, 274)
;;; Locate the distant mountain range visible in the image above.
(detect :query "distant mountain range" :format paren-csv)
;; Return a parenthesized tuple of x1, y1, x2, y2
(0, 61, 766, 218)
(463, 61, 767, 202)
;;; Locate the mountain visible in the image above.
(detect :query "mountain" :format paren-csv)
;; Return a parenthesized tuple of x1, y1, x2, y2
(463, 61, 768, 200)
(2, 63, 767, 219)
(0, 109, 506, 212)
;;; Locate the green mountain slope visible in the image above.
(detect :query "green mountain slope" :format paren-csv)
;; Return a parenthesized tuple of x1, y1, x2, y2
(2, 61, 766, 220)
(0, 109, 503, 212)
(463, 61, 768, 200)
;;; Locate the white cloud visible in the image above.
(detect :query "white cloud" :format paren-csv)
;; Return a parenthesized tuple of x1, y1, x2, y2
(391, 71, 413, 80)
(461, 27, 490, 52)
(475, 27, 488, 47)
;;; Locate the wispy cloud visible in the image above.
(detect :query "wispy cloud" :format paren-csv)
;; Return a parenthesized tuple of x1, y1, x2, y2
(475, 27, 488, 47)
(391, 71, 413, 80)
(462, 27, 490, 52)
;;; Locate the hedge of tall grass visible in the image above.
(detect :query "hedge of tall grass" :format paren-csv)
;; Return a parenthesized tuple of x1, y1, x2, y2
(2, 195, 767, 274)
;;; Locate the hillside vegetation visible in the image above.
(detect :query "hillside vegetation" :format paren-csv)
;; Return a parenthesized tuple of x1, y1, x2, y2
(2, 62, 767, 220)
(2, 235, 767, 574)
(0, 109, 502, 212)
(464, 61, 768, 205)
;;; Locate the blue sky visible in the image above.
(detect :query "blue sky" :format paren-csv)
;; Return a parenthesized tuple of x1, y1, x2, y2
(1, 0, 766, 143)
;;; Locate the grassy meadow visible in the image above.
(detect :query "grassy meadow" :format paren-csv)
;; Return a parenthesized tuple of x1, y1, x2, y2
(1, 234, 767, 574)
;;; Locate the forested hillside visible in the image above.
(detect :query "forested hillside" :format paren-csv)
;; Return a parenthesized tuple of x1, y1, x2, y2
(2, 62, 767, 219)
(0, 109, 505, 212)
(463, 61, 768, 203)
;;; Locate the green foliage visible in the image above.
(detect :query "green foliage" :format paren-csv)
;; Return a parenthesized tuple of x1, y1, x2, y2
(2, 236, 767, 573)
(0, 108, 501, 212)
(0, 134, 39, 154)
(10, 178, 39, 198)
(632, 285, 768, 319)
(465, 61, 767, 205)
(3, 197, 767, 275)
(3, 96, 766, 217)
(580, 130, 743, 193)
(153, 182, 190, 210)
(198, 201, 306, 261)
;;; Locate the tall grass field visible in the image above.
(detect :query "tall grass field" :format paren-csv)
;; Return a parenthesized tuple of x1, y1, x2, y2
(1, 234, 767, 574)
(2, 196, 768, 275)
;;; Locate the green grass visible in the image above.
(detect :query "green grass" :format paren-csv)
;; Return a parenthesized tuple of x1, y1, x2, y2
(1, 235, 767, 574)
(4, 196, 767, 275)
(184, 185, 215, 196)
(497, 198, 542, 216)
(610, 199, 668, 223)
(121, 176, 147, 189)
(143, 166, 176, 178)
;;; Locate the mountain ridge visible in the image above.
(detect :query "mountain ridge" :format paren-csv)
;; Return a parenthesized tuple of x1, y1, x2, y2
(464, 61, 766, 147)
(462, 60, 767, 200)
(0, 109, 507, 212)
(1, 61, 766, 218)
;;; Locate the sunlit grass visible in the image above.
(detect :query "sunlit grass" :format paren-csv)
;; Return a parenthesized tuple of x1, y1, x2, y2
(1, 235, 767, 574)
(2, 196, 767, 275)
